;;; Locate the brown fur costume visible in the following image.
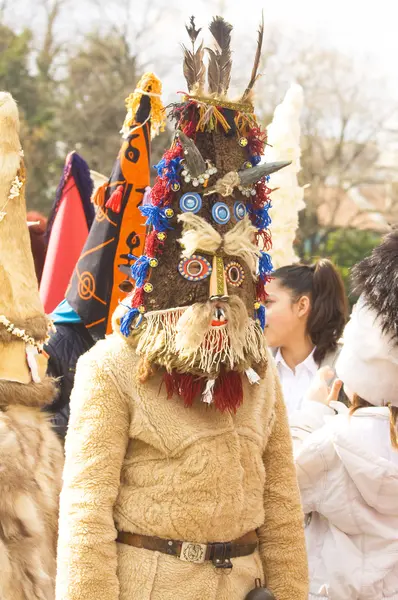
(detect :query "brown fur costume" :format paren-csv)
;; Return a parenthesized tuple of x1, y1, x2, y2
(0, 91, 63, 600)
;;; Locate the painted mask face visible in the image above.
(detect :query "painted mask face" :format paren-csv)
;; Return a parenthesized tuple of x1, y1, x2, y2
(118, 16, 291, 411)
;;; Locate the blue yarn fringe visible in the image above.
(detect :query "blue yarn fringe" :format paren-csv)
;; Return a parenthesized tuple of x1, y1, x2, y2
(139, 204, 173, 231)
(120, 307, 142, 337)
(255, 304, 266, 331)
(154, 156, 182, 188)
(248, 203, 272, 230)
(131, 255, 150, 287)
(259, 251, 273, 281)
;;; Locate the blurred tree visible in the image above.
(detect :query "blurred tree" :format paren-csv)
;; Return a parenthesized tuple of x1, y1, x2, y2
(322, 228, 382, 305)
(57, 29, 170, 181)
(292, 48, 392, 257)
(0, 1, 64, 213)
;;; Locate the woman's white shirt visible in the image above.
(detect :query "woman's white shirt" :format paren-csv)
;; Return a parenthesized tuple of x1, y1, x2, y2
(274, 347, 318, 414)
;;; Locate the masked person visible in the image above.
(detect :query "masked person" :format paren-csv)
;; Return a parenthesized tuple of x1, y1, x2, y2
(0, 92, 63, 600)
(56, 17, 308, 600)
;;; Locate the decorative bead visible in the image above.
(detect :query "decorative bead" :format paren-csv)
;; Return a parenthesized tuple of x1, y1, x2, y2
(138, 305, 146, 313)
(244, 161, 252, 169)
(180, 192, 202, 214)
(165, 208, 174, 218)
(184, 150, 188, 155)
(149, 258, 158, 267)
(184, 176, 191, 183)
(204, 173, 210, 180)
(212, 202, 231, 225)
(254, 301, 261, 310)
(199, 177, 204, 184)
(239, 137, 248, 147)
(250, 189, 256, 196)
(192, 179, 199, 187)
(171, 182, 181, 192)
(157, 232, 167, 241)
(234, 201, 247, 221)
(143, 283, 153, 293)
(182, 170, 187, 176)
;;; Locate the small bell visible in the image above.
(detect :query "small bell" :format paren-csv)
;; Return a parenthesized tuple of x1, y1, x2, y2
(245, 579, 276, 600)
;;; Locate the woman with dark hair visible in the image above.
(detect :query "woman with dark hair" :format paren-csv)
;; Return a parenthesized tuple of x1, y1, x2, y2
(265, 259, 348, 414)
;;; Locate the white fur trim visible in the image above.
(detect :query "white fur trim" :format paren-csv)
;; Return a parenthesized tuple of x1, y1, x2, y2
(336, 298, 398, 407)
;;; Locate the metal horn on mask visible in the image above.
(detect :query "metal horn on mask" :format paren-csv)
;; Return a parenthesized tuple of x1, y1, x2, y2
(203, 160, 291, 197)
(176, 130, 207, 177)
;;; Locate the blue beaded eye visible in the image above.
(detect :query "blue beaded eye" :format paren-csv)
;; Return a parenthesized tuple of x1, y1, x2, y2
(212, 202, 230, 225)
(178, 255, 212, 281)
(179, 192, 202, 214)
(234, 201, 247, 221)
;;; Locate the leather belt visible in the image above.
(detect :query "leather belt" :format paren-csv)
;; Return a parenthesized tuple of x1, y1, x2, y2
(117, 530, 258, 569)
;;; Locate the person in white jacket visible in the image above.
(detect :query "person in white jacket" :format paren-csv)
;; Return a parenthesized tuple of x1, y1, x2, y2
(291, 231, 398, 600)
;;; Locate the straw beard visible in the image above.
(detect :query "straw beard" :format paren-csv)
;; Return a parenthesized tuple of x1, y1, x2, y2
(135, 295, 267, 378)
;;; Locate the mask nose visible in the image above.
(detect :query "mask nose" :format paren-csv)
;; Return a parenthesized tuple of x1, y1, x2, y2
(209, 255, 229, 301)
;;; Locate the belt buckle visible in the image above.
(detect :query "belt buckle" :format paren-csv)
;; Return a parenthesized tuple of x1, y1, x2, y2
(180, 542, 207, 564)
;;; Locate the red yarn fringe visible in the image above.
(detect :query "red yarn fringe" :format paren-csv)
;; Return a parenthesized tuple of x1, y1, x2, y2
(247, 126, 267, 156)
(213, 371, 243, 413)
(132, 287, 145, 308)
(106, 184, 124, 213)
(151, 177, 170, 206)
(256, 280, 268, 303)
(162, 369, 243, 413)
(144, 230, 160, 257)
(182, 121, 196, 138)
(253, 181, 272, 208)
(163, 371, 204, 407)
(255, 229, 272, 251)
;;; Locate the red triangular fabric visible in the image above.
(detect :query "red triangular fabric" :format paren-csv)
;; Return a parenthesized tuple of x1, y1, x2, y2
(40, 176, 89, 313)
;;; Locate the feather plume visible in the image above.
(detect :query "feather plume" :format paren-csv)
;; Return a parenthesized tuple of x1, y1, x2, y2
(182, 16, 205, 92)
(241, 12, 264, 101)
(207, 16, 233, 96)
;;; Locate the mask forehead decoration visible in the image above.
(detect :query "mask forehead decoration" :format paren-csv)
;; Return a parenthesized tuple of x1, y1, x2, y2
(119, 15, 291, 411)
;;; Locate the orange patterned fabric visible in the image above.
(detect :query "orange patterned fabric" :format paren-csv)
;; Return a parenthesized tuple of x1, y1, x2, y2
(67, 97, 151, 337)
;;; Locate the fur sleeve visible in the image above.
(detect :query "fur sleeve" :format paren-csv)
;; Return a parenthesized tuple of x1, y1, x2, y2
(56, 349, 130, 600)
(257, 370, 309, 600)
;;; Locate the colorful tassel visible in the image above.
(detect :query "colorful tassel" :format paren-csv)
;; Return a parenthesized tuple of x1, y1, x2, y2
(92, 182, 108, 208)
(106, 184, 124, 213)
(140, 204, 173, 231)
(255, 303, 266, 331)
(131, 255, 151, 287)
(120, 307, 141, 336)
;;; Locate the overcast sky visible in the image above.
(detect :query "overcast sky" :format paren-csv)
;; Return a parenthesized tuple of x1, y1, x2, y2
(5, 0, 398, 100)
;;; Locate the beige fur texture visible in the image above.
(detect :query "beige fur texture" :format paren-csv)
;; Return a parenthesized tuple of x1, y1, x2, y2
(56, 332, 308, 600)
(0, 92, 48, 341)
(0, 394, 63, 600)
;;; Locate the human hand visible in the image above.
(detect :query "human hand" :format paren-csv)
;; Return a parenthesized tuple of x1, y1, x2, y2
(306, 367, 342, 406)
